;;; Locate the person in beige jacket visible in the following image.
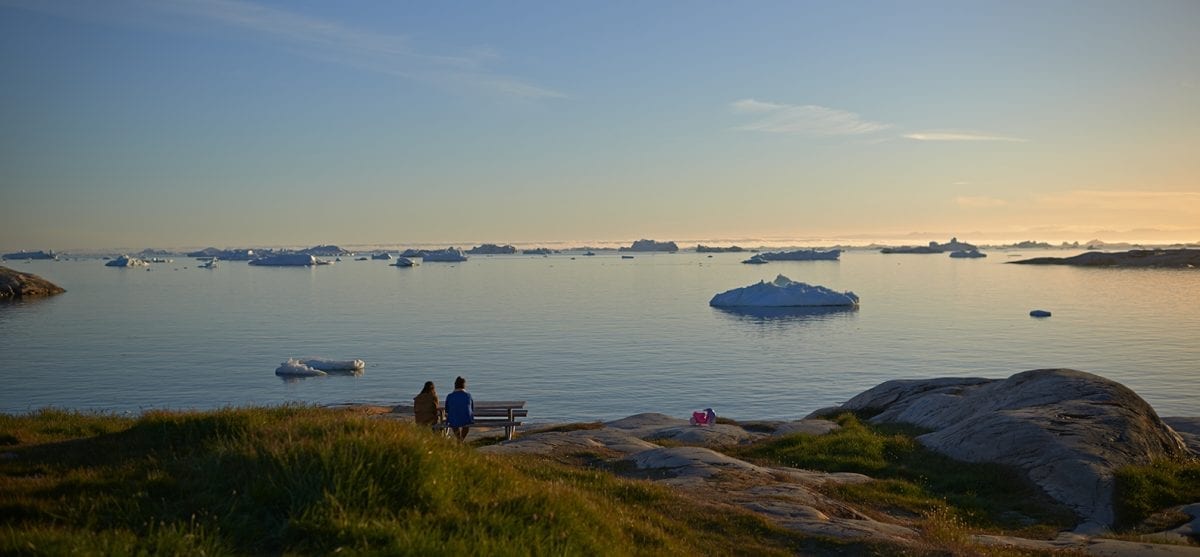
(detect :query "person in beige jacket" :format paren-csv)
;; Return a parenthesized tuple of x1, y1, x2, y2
(413, 381, 439, 427)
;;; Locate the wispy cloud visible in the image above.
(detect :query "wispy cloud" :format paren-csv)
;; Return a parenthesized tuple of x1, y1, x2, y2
(731, 99, 891, 135)
(3, 0, 564, 100)
(955, 196, 1008, 208)
(904, 131, 1028, 142)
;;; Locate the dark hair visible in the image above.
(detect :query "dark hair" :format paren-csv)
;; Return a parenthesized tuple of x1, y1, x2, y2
(454, 376, 466, 389)
(420, 381, 436, 395)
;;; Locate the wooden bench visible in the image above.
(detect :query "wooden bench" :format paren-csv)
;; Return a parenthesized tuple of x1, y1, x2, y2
(434, 400, 527, 440)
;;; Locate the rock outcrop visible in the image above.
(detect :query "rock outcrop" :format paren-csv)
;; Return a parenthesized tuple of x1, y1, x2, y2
(822, 369, 1191, 531)
(481, 413, 919, 544)
(1010, 249, 1200, 268)
(0, 266, 66, 299)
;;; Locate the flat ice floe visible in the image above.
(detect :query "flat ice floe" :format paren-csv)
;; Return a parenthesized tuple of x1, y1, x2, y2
(709, 275, 859, 307)
(275, 358, 327, 377)
(274, 357, 365, 377)
(300, 358, 365, 372)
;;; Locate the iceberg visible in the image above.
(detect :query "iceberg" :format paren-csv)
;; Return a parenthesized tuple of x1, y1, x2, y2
(709, 275, 859, 308)
(758, 249, 841, 261)
(249, 254, 322, 266)
(949, 249, 987, 258)
(422, 248, 468, 262)
(742, 255, 768, 264)
(274, 357, 364, 377)
(1030, 310, 1052, 318)
(619, 239, 678, 252)
(105, 255, 150, 267)
(299, 357, 365, 372)
(275, 358, 327, 377)
(3, 250, 57, 260)
(371, 253, 392, 260)
(392, 257, 415, 267)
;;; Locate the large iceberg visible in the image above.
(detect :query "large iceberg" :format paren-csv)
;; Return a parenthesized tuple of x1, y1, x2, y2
(249, 254, 322, 266)
(758, 249, 841, 261)
(709, 275, 859, 308)
(422, 248, 468, 262)
(105, 255, 149, 267)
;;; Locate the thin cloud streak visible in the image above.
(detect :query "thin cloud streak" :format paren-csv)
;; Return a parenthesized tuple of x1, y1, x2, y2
(3, 0, 565, 100)
(904, 131, 1028, 142)
(955, 196, 1008, 208)
(732, 99, 891, 135)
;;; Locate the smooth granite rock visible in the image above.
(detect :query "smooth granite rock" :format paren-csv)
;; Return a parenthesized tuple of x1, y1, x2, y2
(831, 369, 1191, 530)
(1163, 418, 1200, 455)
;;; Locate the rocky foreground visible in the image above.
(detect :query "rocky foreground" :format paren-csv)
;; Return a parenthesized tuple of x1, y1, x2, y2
(0, 265, 65, 299)
(1010, 249, 1200, 268)
(376, 368, 1200, 555)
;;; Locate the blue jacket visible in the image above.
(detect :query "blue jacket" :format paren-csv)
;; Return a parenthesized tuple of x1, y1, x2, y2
(445, 390, 474, 427)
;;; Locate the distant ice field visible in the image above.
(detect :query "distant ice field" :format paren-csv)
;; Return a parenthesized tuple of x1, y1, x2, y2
(2, 250, 1197, 421)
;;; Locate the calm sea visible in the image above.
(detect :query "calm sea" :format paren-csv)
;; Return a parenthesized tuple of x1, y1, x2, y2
(2, 250, 1197, 422)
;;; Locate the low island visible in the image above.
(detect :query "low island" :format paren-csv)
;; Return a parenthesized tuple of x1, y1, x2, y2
(1010, 248, 1200, 268)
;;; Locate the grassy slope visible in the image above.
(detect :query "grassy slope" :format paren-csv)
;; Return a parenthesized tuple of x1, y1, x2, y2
(0, 407, 876, 556)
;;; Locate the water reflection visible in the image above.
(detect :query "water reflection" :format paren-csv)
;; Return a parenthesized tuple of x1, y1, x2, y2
(277, 368, 364, 383)
(712, 305, 858, 324)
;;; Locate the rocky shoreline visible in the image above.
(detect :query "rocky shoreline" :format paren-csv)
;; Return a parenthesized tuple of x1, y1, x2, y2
(0, 266, 65, 299)
(366, 368, 1200, 555)
(1010, 248, 1200, 268)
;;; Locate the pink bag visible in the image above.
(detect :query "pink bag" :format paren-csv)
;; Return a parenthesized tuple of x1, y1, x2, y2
(690, 411, 709, 426)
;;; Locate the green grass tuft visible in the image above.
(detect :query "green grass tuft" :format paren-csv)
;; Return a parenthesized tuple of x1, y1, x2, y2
(1114, 457, 1200, 529)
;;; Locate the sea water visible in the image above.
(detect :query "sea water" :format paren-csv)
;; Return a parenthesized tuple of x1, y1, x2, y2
(1, 250, 1197, 422)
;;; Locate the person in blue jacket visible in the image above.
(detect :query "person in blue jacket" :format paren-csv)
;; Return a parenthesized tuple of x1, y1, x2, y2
(444, 376, 474, 442)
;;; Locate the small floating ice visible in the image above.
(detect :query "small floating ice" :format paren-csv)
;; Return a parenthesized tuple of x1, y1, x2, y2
(742, 255, 768, 265)
(391, 257, 415, 267)
(275, 358, 327, 377)
(274, 357, 364, 377)
(299, 357, 365, 372)
(710, 275, 859, 307)
(1029, 309, 1052, 318)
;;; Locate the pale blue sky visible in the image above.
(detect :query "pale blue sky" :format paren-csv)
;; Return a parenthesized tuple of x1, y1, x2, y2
(2, 0, 1198, 250)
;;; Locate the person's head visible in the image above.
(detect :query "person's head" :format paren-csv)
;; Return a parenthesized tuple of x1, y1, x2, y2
(421, 381, 435, 395)
(454, 376, 466, 390)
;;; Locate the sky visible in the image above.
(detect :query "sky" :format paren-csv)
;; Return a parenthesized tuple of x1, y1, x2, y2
(1, 0, 1198, 251)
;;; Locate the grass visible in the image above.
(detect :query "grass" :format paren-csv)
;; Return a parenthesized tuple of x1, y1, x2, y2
(0, 406, 892, 556)
(1113, 457, 1200, 530)
(728, 413, 1077, 539)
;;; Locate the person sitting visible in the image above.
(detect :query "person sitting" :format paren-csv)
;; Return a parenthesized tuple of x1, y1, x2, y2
(444, 376, 474, 442)
(413, 381, 439, 427)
